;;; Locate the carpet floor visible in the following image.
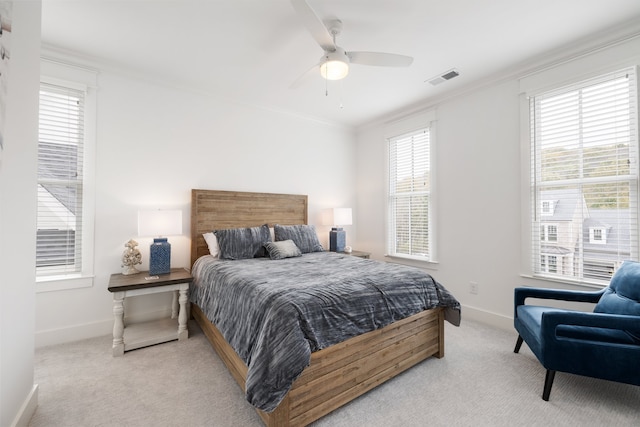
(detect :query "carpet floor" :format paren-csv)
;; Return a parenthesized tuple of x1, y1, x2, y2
(29, 318, 640, 426)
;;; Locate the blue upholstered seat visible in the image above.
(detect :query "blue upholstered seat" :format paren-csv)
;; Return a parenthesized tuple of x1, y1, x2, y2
(513, 260, 640, 400)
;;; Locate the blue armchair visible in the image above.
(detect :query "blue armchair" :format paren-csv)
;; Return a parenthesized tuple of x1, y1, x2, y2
(513, 260, 640, 401)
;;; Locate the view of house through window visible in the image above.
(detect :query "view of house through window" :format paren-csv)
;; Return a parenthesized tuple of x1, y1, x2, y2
(388, 128, 432, 260)
(530, 68, 638, 284)
(36, 83, 85, 276)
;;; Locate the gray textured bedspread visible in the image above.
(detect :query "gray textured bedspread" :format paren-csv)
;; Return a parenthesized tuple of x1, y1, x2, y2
(190, 251, 460, 412)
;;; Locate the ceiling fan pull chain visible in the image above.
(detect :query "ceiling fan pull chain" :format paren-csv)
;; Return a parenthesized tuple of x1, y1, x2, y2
(325, 72, 329, 96)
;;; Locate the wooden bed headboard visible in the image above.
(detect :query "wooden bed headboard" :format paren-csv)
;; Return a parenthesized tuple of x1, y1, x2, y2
(190, 189, 308, 267)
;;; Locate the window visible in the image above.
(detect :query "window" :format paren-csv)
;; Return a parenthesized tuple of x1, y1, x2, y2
(36, 59, 96, 291)
(37, 83, 85, 276)
(541, 200, 556, 216)
(530, 68, 638, 284)
(589, 227, 607, 245)
(540, 255, 558, 274)
(541, 224, 558, 242)
(388, 127, 432, 260)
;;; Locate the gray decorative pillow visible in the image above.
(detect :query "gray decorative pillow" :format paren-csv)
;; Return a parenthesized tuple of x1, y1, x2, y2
(214, 224, 271, 260)
(274, 224, 323, 253)
(264, 240, 302, 260)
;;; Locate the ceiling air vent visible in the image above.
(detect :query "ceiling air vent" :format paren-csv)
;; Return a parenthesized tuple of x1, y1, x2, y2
(426, 68, 460, 86)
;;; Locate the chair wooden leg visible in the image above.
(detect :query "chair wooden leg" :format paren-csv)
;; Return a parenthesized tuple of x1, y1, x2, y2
(542, 370, 556, 401)
(514, 335, 524, 353)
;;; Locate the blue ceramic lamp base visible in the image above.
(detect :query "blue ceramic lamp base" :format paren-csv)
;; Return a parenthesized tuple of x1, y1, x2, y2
(149, 238, 171, 275)
(329, 228, 346, 252)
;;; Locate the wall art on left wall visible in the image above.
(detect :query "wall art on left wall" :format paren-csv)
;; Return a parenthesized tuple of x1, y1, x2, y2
(0, 1, 12, 152)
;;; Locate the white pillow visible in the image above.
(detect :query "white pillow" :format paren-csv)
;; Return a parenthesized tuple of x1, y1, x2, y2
(203, 232, 220, 258)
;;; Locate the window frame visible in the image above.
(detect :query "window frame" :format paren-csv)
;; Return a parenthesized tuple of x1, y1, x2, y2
(384, 110, 437, 264)
(526, 67, 639, 286)
(36, 59, 97, 293)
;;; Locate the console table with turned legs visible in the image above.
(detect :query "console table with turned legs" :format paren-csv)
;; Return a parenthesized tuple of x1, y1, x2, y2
(108, 268, 192, 356)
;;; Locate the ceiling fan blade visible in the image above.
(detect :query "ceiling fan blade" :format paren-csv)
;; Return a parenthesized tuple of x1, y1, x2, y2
(347, 51, 414, 67)
(290, 0, 335, 51)
(290, 63, 320, 89)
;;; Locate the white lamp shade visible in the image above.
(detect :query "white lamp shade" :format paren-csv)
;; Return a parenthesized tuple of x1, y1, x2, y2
(320, 60, 349, 80)
(138, 210, 183, 237)
(328, 207, 352, 226)
(320, 48, 350, 80)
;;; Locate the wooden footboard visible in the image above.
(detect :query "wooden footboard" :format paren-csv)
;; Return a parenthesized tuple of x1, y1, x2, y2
(192, 304, 445, 426)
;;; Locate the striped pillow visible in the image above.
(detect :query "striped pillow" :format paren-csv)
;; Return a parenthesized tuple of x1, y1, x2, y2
(264, 240, 302, 260)
(214, 224, 271, 260)
(274, 224, 324, 253)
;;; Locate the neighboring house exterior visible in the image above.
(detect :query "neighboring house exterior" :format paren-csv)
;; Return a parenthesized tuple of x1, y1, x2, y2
(583, 209, 630, 281)
(539, 189, 629, 282)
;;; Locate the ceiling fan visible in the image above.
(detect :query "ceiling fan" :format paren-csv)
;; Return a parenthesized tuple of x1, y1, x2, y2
(290, 0, 413, 87)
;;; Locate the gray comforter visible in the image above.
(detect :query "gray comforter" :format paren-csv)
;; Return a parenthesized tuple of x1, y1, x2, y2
(190, 251, 460, 412)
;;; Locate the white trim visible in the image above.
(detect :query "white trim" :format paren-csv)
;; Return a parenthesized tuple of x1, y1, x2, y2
(461, 304, 513, 332)
(40, 57, 98, 88)
(522, 64, 639, 283)
(384, 254, 440, 270)
(519, 35, 640, 96)
(385, 110, 437, 262)
(10, 385, 38, 427)
(519, 273, 606, 290)
(36, 275, 94, 293)
(34, 307, 174, 348)
(37, 59, 97, 291)
(383, 109, 436, 139)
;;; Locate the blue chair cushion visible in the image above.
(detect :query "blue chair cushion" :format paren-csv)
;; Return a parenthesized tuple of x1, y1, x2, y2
(594, 260, 640, 315)
(594, 260, 640, 341)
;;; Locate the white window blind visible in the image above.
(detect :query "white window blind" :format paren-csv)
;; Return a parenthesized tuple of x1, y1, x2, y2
(530, 68, 638, 284)
(37, 83, 85, 276)
(388, 128, 432, 260)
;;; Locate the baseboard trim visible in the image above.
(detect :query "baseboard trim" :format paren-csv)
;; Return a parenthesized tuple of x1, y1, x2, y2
(35, 307, 174, 348)
(461, 304, 513, 331)
(11, 384, 38, 427)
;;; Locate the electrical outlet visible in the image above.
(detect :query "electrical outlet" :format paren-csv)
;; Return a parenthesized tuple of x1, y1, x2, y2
(470, 281, 479, 295)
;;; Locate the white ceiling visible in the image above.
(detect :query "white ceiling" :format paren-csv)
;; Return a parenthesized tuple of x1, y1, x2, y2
(40, 0, 640, 128)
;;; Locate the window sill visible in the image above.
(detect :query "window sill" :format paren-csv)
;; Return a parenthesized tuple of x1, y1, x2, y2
(36, 274, 94, 293)
(519, 274, 607, 290)
(384, 254, 439, 270)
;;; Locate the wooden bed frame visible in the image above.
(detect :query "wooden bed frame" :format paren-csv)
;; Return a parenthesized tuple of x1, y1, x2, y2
(190, 189, 445, 426)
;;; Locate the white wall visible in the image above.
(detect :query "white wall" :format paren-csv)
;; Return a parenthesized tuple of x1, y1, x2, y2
(0, 2, 41, 426)
(355, 33, 640, 330)
(32, 9, 640, 347)
(35, 63, 358, 346)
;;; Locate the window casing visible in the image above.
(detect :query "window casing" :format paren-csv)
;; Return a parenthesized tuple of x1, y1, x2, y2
(530, 68, 638, 285)
(37, 59, 96, 292)
(387, 127, 433, 261)
(37, 83, 85, 276)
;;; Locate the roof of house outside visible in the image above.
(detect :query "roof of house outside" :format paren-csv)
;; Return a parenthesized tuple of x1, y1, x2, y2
(540, 189, 582, 221)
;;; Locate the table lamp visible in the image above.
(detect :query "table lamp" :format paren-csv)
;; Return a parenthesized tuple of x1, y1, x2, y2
(327, 207, 352, 252)
(137, 209, 182, 275)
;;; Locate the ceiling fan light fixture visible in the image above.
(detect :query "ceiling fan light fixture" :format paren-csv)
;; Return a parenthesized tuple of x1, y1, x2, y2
(320, 60, 349, 80)
(320, 48, 350, 80)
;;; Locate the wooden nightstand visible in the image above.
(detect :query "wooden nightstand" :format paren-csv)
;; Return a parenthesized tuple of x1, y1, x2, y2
(108, 268, 192, 357)
(346, 250, 371, 259)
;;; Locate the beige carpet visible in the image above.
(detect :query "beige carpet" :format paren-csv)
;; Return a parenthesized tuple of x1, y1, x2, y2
(29, 318, 639, 426)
